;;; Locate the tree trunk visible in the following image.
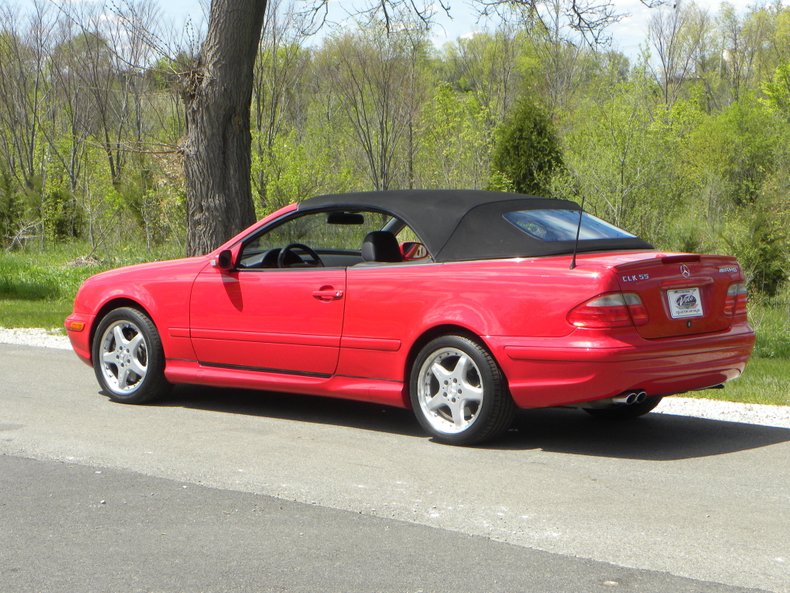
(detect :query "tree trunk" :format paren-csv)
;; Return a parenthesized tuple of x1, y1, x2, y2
(183, 0, 267, 256)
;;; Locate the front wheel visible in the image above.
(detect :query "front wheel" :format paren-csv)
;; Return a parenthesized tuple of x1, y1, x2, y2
(410, 335, 515, 445)
(92, 307, 170, 404)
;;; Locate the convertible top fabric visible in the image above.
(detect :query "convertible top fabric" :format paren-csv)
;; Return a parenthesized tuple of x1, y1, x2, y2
(299, 190, 653, 262)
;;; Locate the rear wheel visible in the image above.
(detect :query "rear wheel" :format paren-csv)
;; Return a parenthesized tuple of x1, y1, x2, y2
(584, 396, 663, 420)
(410, 335, 515, 445)
(92, 307, 169, 404)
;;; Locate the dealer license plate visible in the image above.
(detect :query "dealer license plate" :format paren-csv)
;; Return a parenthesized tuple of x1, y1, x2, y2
(667, 287, 704, 319)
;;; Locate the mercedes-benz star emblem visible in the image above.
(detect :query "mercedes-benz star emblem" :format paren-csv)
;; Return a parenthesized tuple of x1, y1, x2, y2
(680, 264, 691, 278)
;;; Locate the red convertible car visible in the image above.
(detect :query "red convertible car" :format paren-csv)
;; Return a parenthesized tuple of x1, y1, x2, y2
(66, 190, 755, 444)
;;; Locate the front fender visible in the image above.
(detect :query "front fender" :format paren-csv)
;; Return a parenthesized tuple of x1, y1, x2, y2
(70, 258, 208, 363)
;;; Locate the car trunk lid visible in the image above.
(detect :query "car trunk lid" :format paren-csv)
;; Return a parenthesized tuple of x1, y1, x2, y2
(613, 253, 741, 339)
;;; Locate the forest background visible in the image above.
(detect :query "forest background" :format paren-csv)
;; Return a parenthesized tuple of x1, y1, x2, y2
(0, 0, 787, 402)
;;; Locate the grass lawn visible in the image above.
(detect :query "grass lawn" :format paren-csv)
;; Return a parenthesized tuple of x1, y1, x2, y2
(1, 245, 788, 406)
(684, 358, 790, 406)
(0, 243, 181, 328)
(0, 298, 74, 330)
(0, 247, 101, 329)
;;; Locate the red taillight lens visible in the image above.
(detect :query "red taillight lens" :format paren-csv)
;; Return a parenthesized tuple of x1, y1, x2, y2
(724, 282, 748, 316)
(623, 293, 649, 325)
(568, 292, 648, 328)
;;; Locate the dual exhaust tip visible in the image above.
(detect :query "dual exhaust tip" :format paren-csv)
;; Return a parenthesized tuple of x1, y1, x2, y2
(612, 391, 647, 406)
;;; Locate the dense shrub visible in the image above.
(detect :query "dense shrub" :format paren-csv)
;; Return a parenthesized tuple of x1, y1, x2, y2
(490, 100, 564, 196)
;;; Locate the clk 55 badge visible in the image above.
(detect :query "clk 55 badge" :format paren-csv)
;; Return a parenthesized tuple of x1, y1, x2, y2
(622, 273, 650, 282)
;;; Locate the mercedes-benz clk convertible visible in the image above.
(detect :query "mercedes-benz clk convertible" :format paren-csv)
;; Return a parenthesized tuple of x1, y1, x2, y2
(66, 190, 755, 444)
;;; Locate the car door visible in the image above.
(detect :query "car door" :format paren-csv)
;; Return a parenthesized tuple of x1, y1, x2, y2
(189, 212, 348, 377)
(189, 266, 345, 377)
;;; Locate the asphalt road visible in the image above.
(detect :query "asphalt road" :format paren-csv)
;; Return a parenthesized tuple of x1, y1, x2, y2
(1, 343, 788, 592)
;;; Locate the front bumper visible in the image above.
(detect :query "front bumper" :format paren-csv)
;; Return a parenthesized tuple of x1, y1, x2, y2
(490, 324, 756, 409)
(64, 313, 94, 365)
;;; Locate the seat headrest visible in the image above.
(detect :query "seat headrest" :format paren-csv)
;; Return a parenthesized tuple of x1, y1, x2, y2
(361, 231, 402, 263)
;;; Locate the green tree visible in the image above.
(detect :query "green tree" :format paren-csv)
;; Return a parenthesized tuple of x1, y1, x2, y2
(417, 83, 494, 189)
(442, 28, 523, 121)
(0, 168, 22, 242)
(319, 25, 426, 191)
(490, 99, 563, 195)
(686, 95, 786, 208)
(556, 72, 679, 238)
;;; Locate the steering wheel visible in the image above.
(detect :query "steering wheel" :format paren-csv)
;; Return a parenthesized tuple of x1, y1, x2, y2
(277, 243, 324, 268)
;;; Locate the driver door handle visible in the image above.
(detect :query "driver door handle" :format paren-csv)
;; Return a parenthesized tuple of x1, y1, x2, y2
(312, 287, 344, 301)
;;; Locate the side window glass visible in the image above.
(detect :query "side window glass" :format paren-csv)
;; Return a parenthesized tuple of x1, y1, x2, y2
(239, 210, 396, 269)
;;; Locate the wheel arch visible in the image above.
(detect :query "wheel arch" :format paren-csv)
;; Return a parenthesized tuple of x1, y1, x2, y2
(89, 298, 157, 358)
(403, 324, 501, 407)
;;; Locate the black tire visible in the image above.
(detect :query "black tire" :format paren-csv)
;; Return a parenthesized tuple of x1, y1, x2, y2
(92, 307, 170, 404)
(584, 396, 663, 420)
(409, 335, 515, 445)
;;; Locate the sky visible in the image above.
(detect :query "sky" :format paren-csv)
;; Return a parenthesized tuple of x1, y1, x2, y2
(158, 0, 766, 59)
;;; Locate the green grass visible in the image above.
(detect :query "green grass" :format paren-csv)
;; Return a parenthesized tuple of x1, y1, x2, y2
(684, 358, 790, 406)
(1, 243, 788, 406)
(0, 246, 103, 330)
(0, 298, 75, 330)
(0, 242, 182, 330)
(0, 259, 95, 300)
(749, 298, 790, 359)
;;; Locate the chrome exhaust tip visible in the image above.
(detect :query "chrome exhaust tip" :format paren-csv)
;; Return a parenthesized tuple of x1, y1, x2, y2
(612, 392, 637, 405)
(635, 391, 647, 404)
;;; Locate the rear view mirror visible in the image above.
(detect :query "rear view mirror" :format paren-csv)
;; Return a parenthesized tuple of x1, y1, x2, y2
(327, 212, 364, 225)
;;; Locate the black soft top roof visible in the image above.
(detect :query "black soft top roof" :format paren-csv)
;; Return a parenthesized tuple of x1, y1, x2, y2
(299, 189, 652, 262)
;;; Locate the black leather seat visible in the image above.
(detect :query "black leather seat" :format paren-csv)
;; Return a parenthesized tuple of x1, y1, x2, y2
(361, 231, 402, 263)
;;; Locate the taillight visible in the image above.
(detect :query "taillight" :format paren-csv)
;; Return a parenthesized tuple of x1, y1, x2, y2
(724, 282, 748, 317)
(568, 292, 648, 328)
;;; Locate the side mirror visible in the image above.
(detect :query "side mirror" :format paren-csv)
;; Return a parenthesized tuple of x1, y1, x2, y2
(212, 249, 234, 270)
(401, 241, 429, 261)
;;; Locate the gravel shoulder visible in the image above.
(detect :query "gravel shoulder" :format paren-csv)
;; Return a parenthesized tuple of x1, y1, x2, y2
(2, 326, 787, 429)
(0, 327, 73, 350)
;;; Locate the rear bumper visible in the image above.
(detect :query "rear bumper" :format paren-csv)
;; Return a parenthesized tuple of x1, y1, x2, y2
(65, 313, 94, 365)
(490, 324, 756, 408)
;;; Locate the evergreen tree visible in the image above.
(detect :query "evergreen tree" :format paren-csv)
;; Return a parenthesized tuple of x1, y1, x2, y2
(490, 100, 563, 195)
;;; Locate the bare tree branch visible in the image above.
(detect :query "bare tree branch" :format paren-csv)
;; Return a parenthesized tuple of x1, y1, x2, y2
(473, 0, 667, 47)
(298, 0, 451, 35)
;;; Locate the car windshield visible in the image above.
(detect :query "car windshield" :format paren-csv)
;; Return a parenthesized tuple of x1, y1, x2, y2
(503, 209, 636, 242)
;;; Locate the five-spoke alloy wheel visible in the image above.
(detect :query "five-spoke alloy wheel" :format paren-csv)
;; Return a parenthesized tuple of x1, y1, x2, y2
(410, 335, 515, 445)
(92, 307, 169, 404)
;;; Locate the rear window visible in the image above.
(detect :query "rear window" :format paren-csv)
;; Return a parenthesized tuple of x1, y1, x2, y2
(503, 209, 635, 242)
